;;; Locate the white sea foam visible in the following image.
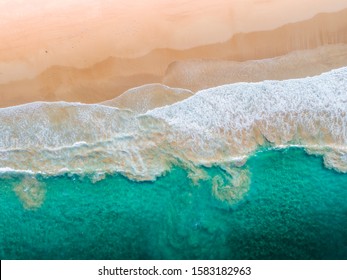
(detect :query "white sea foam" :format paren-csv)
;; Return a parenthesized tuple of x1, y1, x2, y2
(0, 67, 346, 182)
(0, 167, 35, 174)
(148, 67, 347, 170)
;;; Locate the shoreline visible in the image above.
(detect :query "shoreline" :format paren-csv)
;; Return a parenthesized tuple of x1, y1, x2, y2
(0, 4, 347, 107)
(0, 43, 347, 108)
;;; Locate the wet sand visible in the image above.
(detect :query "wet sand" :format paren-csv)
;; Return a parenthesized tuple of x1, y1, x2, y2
(101, 84, 193, 113)
(1, 43, 347, 108)
(163, 44, 347, 92)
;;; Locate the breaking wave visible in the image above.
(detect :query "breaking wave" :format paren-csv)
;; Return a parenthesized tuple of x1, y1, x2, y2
(0, 67, 346, 204)
(149, 66, 347, 172)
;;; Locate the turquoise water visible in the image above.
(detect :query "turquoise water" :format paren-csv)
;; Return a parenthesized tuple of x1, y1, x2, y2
(0, 148, 346, 259)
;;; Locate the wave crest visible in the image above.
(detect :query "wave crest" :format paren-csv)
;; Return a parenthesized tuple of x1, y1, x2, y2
(148, 67, 347, 171)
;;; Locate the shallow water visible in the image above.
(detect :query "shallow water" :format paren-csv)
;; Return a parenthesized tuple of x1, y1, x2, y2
(0, 148, 346, 259)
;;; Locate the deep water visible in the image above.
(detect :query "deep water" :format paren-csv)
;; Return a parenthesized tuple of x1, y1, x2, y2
(0, 148, 347, 260)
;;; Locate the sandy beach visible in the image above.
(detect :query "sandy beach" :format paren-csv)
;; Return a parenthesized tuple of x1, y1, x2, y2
(0, 0, 347, 107)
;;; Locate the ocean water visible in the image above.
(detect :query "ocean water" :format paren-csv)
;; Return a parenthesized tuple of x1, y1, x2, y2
(0, 147, 346, 260)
